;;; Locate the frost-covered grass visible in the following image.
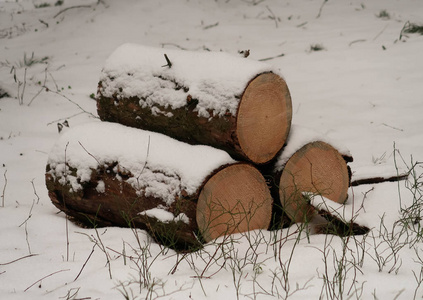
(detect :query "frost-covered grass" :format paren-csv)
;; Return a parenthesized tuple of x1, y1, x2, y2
(1, 0, 423, 299)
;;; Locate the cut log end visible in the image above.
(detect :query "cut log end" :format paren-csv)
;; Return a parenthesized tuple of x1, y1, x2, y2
(237, 72, 292, 164)
(196, 163, 273, 242)
(278, 141, 350, 223)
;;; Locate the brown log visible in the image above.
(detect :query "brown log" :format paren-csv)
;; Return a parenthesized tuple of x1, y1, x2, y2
(46, 162, 273, 250)
(45, 122, 273, 250)
(196, 164, 273, 242)
(276, 141, 351, 224)
(97, 44, 292, 164)
(46, 164, 201, 251)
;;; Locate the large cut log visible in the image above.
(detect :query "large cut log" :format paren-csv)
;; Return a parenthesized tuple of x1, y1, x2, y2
(196, 163, 273, 242)
(272, 125, 352, 224)
(96, 44, 292, 164)
(45, 122, 273, 250)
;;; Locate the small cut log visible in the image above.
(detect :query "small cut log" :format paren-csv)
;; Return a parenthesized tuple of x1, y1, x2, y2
(272, 125, 352, 224)
(96, 44, 292, 164)
(45, 122, 273, 250)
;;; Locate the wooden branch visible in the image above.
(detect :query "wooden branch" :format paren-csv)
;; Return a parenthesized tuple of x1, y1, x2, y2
(350, 173, 409, 186)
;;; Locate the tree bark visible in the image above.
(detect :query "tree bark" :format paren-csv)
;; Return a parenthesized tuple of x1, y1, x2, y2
(97, 44, 292, 164)
(274, 141, 351, 224)
(46, 162, 273, 250)
(45, 122, 273, 251)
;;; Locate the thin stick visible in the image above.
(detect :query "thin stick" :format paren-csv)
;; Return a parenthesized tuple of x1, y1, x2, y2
(30, 178, 40, 204)
(1, 169, 6, 207)
(382, 123, 403, 131)
(54, 5, 92, 18)
(18, 199, 35, 227)
(137, 135, 151, 181)
(19, 199, 35, 254)
(18, 67, 27, 105)
(349, 39, 366, 47)
(0, 254, 38, 266)
(162, 54, 172, 68)
(94, 226, 113, 279)
(48, 71, 60, 92)
(258, 53, 285, 61)
(27, 68, 48, 106)
(266, 6, 278, 28)
(24, 269, 70, 292)
(373, 24, 389, 41)
(160, 43, 189, 50)
(316, 0, 328, 19)
(203, 22, 219, 30)
(74, 244, 95, 281)
(64, 142, 70, 262)
(45, 88, 98, 119)
(46, 112, 85, 126)
(78, 141, 102, 165)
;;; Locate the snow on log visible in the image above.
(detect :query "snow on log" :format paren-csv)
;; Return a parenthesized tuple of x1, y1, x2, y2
(273, 126, 352, 224)
(45, 122, 273, 250)
(96, 44, 292, 164)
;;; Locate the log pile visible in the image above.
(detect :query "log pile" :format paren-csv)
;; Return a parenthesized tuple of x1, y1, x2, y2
(46, 44, 371, 251)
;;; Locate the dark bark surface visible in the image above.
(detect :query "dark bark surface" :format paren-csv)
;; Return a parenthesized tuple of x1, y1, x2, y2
(97, 72, 292, 164)
(46, 164, 201, 251)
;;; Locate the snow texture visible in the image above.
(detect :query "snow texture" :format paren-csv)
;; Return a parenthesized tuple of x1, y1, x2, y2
(274, 124, 352, 171)
(99, 43, 279, 118)
(1, 0, 423, 299)
(139, 207, 190, 225)
(47, 121, 235, 205)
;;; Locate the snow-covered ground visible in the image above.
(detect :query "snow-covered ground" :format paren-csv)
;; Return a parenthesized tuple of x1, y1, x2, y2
(1, 0, 423, 299)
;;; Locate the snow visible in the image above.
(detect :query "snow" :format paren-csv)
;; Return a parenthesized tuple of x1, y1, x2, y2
(1, 0, 423, 299)
(274, 124, 352, 171)
(47, 121, 235, 204)
(100, 43, 277, 118)
(140, 207, 190, 225)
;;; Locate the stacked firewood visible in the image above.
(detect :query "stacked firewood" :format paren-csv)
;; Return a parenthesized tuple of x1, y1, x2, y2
(45, 44, 366, 251)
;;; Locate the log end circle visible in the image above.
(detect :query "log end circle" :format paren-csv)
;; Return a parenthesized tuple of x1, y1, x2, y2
(278, 141, 350, 223)
(196, 164, 273, 243)
(236, 72, 292, 164)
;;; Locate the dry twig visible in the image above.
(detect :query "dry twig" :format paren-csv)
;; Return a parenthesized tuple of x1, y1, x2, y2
(24, 269, 70, 292)
(0, 254, 38, 266)
(1, 169, 6, 207)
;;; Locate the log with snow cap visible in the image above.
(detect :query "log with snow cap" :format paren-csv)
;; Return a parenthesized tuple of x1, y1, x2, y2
(45, 122, 273, 250)
(271, 125, 353, 224)
(96, 44, 292, 164)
